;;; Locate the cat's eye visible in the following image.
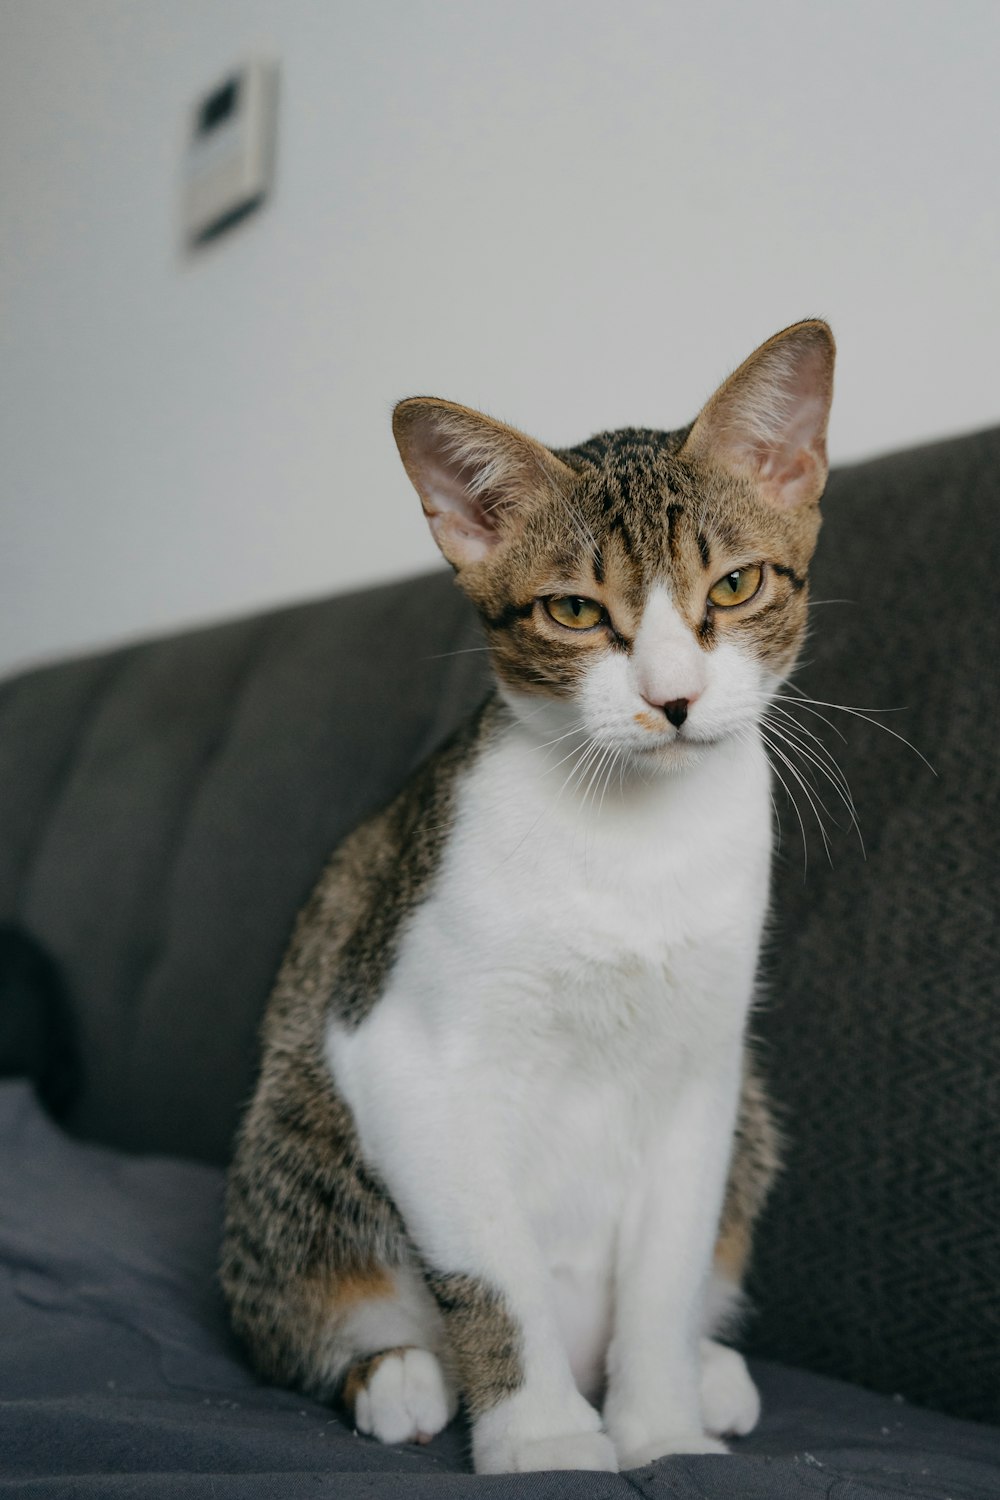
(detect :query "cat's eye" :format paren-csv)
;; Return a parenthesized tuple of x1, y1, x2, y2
(544, 596, 606, 631)
(707, 565, 763, 609)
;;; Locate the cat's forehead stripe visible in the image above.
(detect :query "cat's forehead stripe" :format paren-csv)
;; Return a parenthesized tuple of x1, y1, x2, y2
(564, 426, 681, 466)
(665, 504, 685, 561)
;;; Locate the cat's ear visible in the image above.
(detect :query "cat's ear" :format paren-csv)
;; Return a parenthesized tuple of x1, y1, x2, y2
(680, 320, 835, 510)
(393, 398, 573, 568)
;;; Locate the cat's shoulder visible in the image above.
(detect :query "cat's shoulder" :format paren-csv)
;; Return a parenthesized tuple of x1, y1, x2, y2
(266, 693, 503, 1038)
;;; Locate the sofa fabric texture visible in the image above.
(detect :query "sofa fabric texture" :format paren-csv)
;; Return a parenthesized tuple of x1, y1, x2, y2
(1, 426, 998, 1491)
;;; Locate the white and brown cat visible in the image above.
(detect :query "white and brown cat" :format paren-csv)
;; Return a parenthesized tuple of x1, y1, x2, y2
(221, 320, 835, 1473)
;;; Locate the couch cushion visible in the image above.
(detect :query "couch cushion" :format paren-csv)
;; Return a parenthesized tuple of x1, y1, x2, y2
(3, 1081, 999, 1499)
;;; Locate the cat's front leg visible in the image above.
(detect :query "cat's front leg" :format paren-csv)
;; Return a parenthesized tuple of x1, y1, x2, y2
(329, 1022, 617, 1475)
(603, 1052, 746, 1468)
(389, 1161, 618, 1474)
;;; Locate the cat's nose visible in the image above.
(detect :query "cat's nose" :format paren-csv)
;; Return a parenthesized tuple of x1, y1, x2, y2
(640, 692, 695, 728)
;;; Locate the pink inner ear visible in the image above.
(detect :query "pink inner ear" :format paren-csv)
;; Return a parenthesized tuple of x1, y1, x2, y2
(401, 408, 516, 566)
(702, 335, 833, 510)
(426, 505, 496, 564)
(755, 390, 828, 501)
(418, 450, 497, 535)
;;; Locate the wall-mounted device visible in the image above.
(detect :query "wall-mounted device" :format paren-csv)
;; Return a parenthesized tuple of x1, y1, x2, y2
(182, 59, 278, 245)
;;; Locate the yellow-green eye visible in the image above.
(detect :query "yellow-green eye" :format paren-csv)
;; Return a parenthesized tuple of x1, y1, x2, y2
(544, 596, 606, 630)
(708, 565, 763, 608)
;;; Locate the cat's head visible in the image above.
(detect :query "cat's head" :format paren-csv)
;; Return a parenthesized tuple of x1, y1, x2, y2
(394, 320, 834, 771)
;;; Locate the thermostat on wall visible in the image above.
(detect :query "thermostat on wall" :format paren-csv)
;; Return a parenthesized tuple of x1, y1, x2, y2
(183, 59, 278, 244)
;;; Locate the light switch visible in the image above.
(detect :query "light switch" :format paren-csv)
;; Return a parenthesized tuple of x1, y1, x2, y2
(183, 59, 278, 245)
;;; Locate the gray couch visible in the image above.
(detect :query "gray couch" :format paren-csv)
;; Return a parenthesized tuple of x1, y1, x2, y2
(2, 426, 999, 1498)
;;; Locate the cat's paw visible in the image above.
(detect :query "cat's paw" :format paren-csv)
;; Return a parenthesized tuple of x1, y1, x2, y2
(351, 1347, 456, 1445)
(472, 1389, 617, 1473)
(699, 1338, 761, 1437)
(475, 1430, 619, 1474)
(618, 1431, 729, 1468)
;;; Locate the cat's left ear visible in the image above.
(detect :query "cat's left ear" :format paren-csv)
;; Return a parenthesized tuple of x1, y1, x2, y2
(680, 320, 835, 510)
(393, 398, 574, 569)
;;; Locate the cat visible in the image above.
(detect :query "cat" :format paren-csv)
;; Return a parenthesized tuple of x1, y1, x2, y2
(221, 319, 835, 1474)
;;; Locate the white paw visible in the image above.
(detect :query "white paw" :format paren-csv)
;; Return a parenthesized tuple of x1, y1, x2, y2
(618, 1431, 728, 1468)
(475, 1430, 619, 1474)
(353, 1348, 456, 1446)
(699, 1338, 761, 1437)
(473, 1388, 616, 1474)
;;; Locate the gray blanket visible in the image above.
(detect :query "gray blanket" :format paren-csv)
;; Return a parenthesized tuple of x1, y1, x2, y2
(2, 1082, 998, 1497)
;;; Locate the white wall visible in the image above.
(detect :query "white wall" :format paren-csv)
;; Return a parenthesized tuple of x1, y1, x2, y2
(2, 0, 998, 678)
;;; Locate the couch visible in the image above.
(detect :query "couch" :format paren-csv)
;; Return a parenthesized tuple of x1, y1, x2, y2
(2, 425, 998, 1498)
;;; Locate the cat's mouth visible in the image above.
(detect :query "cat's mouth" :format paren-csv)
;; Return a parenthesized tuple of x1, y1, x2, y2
(629, 731, 723, 761)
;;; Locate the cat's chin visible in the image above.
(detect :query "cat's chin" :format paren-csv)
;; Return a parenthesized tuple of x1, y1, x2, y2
(627, 736, 720, 773)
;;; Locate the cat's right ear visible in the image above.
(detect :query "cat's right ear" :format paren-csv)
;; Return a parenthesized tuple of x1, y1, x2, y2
(393, 398, 573, 569)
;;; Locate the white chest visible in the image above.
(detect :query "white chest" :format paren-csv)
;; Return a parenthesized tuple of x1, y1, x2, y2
(412, 726, 772, 1052)
(327, 725, 772, 1397)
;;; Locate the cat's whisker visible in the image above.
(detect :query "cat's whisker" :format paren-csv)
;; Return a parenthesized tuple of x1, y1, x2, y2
(538, 740, 587, 798)
(771, 725, 860, 835)
(736, 724, 785, 854)
(760, 739, 822, 874)
(530, 725, 589, 758)
(424, 645, 493, 661)
(759, 720, 842, 823)
(761, 703, 862, 821)
(574, 738, 618, 863)
(760, 713, 865, 857)
(764, 700, 851, 778)
(578, 739, 621, 871)
(565, 738, 608, 868)
(772, 771, 808, 873)
(770, 690, 847, 744)
(770, 788, 783, 854)
(593, 743, 621, 820)
(734, 722, 785, 855)
(591, 747, 622, 868)
(487, 732, 601, 873)
(758, 726, 837, 870)
(765, 731, 861, 848)
(737, 723, 806, 871)
(579, 740, 615, 818)
(543, 729, 600, 778)
(598, 747, 625, 820)
(775, 690, 937, 775)
(557, 734, 603, 806)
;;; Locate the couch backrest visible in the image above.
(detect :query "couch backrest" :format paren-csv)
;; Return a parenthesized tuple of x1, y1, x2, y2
(0, 573, 490, 1162)
(2, 427, 998, 1424)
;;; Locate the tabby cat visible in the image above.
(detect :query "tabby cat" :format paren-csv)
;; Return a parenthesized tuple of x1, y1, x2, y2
(221, 319, 835, 1473)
